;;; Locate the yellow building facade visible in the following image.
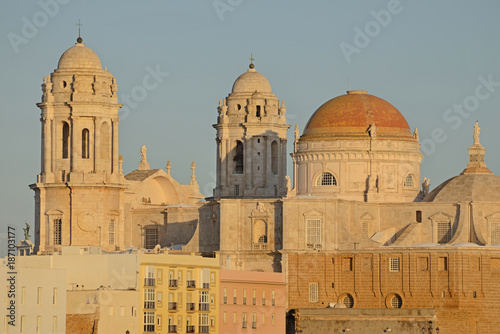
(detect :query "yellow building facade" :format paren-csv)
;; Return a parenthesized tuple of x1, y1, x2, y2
(140, 253, 219, 334)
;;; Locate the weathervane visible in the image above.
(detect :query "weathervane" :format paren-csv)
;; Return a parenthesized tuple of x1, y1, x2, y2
(76, 20, 83, 43)
(249, 53, 255, 69)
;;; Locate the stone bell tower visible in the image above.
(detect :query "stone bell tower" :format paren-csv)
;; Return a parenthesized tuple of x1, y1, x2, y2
(213, 60, 290, 198)
(30, 37, 126, 254)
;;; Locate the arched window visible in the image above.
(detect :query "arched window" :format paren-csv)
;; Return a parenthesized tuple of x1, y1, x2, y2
(82, 128, 90, 159)
(234, 141, 244, 174)
(316, 172, 337, 186)
(258, 235, 267, 243)
(271, 141, 278, 174)
(62, 122, 69, 159)
(342, 294, 354, 308)
(404, 174, 414, 187)
(390, 294, 402, 308)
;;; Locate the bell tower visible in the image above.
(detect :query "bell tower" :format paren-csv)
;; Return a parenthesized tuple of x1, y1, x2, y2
(30, 37, 126, 254)
(213, 60, 290, 198)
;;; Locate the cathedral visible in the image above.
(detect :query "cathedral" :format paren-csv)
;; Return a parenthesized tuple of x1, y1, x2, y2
(30, 38, 500, 332)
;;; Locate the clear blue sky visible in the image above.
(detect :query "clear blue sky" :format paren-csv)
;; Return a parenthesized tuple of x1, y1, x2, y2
(1, 0, 500, 246)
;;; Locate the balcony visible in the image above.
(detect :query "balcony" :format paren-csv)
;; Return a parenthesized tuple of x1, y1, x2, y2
(144, 324, 155, 332)
(169, 279, 178, 288)
(186, 325, 195, 333)
(252, 243, 268, 250)
(186, 303, 196, 311)
(202, 283, 210, 289)
(168, 302, 178, 311)
(242, 321, 247, 329)
(168, 325, 177, 333)
(199, 325, 209, 333)
(252, 321, 257, 329)
(199, 303, 209, 311)
(144, 301, 155, 309)
(187, 280, 196, 289)
(144, 278, 156, 286)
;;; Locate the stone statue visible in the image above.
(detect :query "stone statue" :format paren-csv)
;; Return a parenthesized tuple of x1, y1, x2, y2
(256, 202, 265, 212)
(368, 175, 376, 192)
(285, 176, 292, 192)
(367, 123, 377, 138)
(413, 128, 419, 141)
(422, 177, 430, 196)
(473, 121, 480, 145)
(23, 222, 31, 240)
(294, 125, 299, 142)
(140, 145, 147, 162)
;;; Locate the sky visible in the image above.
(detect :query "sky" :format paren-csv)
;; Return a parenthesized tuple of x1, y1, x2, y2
(1, 0, 500, 245)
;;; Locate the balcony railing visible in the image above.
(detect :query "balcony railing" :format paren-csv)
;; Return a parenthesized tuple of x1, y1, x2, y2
(199, 303, 209, 311)
(168, 325, 177, 333)
(186, 302, 196, 311)
(168, 302, 178, 311)
(253, 298, 256, 305)
(144, 278, 156, 286)
(242, 321, 247, 329)
(252, 243, 268, 250)
(144, 301, 155, 309)
(186, 280, 196, 289)
(202, 283, 210, 289)
(199, 325, 209, 333)
(252, 321, 257, 329)
(144, 324, 155, 332)
(169, 279, 178, 288)
(186, 325, 195, 333)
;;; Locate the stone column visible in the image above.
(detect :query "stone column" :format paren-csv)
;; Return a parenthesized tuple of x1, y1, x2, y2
(71, 116, 79, 172)
(42, 117, 51, 174)
(281, 139, 287, 190)
(94, 118, 101, 173)
(245, 136, 252, 189)
(265, 137, 272, 188)
(112, 118, 120, 174)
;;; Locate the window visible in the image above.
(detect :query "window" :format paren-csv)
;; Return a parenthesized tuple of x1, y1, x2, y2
(132, 306, 137, 316)
(199, 314, 209, 333)
(20, 316, 25, 333)
(242, 312, 247, 328)
(53, 288, 57, 305)
(144, 227, 158, 249)
(390, 294, 402, 308)
(233, 288, 237, 304)
(223, 312, 227, 324)
(438, 221, 452, 244)
(316, 172, 337, 186)
(145, 266, 155, 286)
(62, 122, 69, 159)
(199, 291, 209, 311)
(342, 294, 354, 308)
(404, 174, 414, 187)
(210, 317, 215, 327)
(416, 210, 422, 223)
(343, 257, 353, 271)
(262, 313, 266, 324)
(109, 220, 115, 245)
(157, 292, 162, 305)
(144, 288, 155, 309)
(271, 313, 275, 325)
(144, 311, 155, 332)
(37, 287, 42, 305)
(253, 289, 256, 305)
(492, 222, 500, 244)
(390, 258, 401, 272)
(157, 316, 162, 327)
(309, 283, 318, 302)
(235, 185, 240, 196)
(36, 316, 41, 334)
(223, 288, 227, 304)
(233, 312, 237, 324)
(271, 140, 278, 174)
(272, 290, 275, 306)
(256, 105, 261, 117)
(243, 288, 247, 305)
(306, 219, 322, 250)
(262, 290, 266, 305)
(52, 316, 57, 334)
(234, 141, 244, 174)
(157, 269, 163, 283)
(82, 128, 90, 159)
(252, 312, 257, 329)
(53, 219, 62, 245)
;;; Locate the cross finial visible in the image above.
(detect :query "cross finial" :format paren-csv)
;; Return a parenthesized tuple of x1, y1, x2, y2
(76, 20, 83, 43)
(249, 53, 255, 69)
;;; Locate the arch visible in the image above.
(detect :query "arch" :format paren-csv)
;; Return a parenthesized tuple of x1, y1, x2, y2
(62, 122, 69, 159)
(390, 294, 402, 308)
(339, 293, 354, 308)
(271, 140, 278, 174)
(253, 219, 267, 244)
(234, 140, 244, 174)
(316, 172, 337, 186)
(404, 174, 415, 187)
(82, 128, 90, 159)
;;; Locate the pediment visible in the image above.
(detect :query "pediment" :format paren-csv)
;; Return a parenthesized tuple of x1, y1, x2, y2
(428, 211, 453, 221)
(360, 213, 375, 221)
(486, 211, 500, 220)
(303, 209, 324, 218)
(45, 209, 63, 217)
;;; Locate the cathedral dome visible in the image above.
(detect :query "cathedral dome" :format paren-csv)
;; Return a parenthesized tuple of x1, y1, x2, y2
(423, 174, 500, 203)
(57, 42, 102, 70)
(232, 68, 272, 94)
(301, 90, 413, 140)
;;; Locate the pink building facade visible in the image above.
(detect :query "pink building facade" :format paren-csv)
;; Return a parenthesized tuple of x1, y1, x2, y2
(219, 270, 286, 334)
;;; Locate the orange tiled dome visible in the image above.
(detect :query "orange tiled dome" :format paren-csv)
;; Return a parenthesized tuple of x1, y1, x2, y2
(302, 90, 413, 140)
